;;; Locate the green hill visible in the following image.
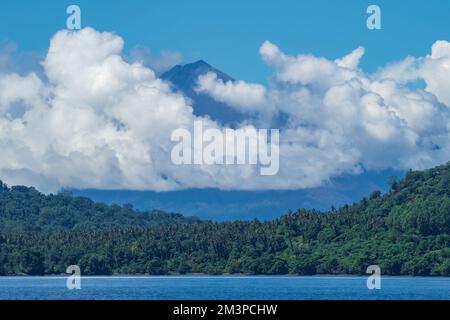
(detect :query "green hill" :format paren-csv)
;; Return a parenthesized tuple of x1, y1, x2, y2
(0, 182, 200, 230)
(0, 163, 449, 276)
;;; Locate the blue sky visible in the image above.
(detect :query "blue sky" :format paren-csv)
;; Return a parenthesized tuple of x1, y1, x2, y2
(1, 0, 450, 82)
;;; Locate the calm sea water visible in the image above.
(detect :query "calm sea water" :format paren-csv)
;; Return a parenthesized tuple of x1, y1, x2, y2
(0, 276, 448, 300)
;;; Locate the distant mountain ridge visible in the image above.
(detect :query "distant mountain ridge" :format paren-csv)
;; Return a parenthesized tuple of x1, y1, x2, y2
(162, 60, 233, 92)
(74, 169, 399, 221)
(162, 60, 247, 125)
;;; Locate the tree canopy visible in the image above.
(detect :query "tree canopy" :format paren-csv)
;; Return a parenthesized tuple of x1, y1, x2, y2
(0, 162, 449, 276)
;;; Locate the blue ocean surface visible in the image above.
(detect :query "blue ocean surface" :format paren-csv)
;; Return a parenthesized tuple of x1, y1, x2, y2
(0, 276, 448, 300)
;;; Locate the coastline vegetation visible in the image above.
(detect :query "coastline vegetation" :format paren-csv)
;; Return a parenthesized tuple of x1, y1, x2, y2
(0, 163, 449, 276)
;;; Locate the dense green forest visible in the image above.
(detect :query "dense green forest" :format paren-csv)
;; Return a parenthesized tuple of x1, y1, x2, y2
(0, 184, 199, 230)
(0, 162, 449, 276)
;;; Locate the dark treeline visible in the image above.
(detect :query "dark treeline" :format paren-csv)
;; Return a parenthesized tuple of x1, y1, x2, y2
(0, 162, 449, 276)
(0, 183, 199, 231)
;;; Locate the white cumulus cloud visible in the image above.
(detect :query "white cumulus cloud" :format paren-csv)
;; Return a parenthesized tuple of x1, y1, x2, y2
(197, 40, 450, 180)
(1, 28, 450, 193)
(196, 72, 268, 112)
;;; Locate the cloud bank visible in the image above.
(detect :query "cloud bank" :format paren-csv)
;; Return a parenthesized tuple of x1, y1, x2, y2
(0, 27, 450, 192)
(199, 40, 450, 176)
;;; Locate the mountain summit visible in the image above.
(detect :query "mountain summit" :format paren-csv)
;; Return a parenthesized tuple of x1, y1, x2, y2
(162, 60, 246, 125)
(162, 60, 233, 91)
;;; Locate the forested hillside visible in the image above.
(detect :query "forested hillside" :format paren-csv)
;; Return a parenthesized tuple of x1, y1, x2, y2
(0, 162, 449, 276)
(0, 182, 200, 230)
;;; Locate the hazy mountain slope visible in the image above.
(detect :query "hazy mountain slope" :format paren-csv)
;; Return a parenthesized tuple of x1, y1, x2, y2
(74, 169, 400, 221)
(161, 60, 247, 125)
